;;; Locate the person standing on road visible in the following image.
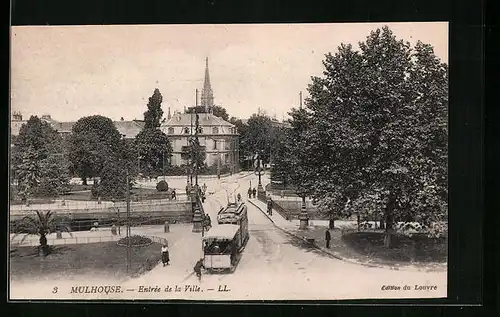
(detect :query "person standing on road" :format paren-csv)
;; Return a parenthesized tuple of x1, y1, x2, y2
(171, 189, 176, 200)
(325, 229, 331, 249)
(194, 258, 205, 281)
(252, 188, 257, 199)
(161, 244, 170, 266)
(248, 187, 252, 199)
(267, 198, 273, 216)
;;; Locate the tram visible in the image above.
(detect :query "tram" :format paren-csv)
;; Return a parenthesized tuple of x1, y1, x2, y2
(202, 201, 249, 273)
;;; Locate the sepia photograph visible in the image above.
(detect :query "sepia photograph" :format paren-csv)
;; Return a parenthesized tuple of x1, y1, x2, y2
(9, 22, 448, 301)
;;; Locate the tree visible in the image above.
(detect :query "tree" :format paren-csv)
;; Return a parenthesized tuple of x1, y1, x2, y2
(12, 116, 70, 200)
(229, 117, 250, 168)
(241, 114, 278, 164)
(135, 128, 172, 177)
(295, 26, 447, 247)
(69, 115, 122, 185)
(143, 88, 164, 129)
(135, 88, 172, 178)
(11, 211, 72, 256)
(212, 105, 230, 121)
(270, 127, 292, 188)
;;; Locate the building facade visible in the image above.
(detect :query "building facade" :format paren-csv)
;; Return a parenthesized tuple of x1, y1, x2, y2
(161, 57, 239, 170)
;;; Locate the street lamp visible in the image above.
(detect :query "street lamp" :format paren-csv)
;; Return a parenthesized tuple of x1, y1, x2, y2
(121, 134, 132, 273)
(254, 152, 265, 194)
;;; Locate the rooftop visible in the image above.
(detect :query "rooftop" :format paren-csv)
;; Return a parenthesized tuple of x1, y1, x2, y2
(164, 112, 234, 127)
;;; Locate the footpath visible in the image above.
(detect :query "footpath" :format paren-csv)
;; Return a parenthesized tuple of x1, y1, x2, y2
(246, 197, 447, 272)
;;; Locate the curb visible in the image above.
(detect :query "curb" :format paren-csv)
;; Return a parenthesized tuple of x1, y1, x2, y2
(247, 199, 446, 273)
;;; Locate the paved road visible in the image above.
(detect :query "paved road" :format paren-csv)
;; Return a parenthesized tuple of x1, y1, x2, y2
(10, 173, 447, 300)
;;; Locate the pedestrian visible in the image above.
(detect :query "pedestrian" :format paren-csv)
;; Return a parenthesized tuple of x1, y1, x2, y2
(171, 189, 176, 200)
(237, 193, 242, 202)
(252, 188, 257, 199)
(206, 215, 212, 229)
(202, 183, 207, 194)
(267, 198, 273, 216)
(248, 187, 252, 199)
(194, 258, 205, 281)
(161, 244, 170, 266)
(325, 229, 331, 249)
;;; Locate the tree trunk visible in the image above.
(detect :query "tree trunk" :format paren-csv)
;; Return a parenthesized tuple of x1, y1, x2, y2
(329, 217, 335, 229)
(357, 214, 361, 231)
(383, 195, 396, 248)
(379, 219, 385, 230)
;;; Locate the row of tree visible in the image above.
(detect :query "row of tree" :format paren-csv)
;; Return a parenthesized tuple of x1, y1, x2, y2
(270, 27, 448, 247)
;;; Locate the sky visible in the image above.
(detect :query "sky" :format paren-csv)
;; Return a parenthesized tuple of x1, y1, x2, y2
(11, 23, 448, 122)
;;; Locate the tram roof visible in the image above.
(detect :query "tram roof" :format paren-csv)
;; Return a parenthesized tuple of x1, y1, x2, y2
(203, 225, 240, 240)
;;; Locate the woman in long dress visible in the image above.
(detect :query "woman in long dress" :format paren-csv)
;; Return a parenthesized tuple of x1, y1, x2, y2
(161, 244, 169, 266)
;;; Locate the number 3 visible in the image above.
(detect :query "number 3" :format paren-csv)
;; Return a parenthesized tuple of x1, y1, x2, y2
(52, 286, 58, 294)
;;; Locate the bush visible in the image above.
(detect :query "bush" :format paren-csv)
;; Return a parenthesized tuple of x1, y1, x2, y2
(117, 235, 152, 246)
(156, 180, 169, 192)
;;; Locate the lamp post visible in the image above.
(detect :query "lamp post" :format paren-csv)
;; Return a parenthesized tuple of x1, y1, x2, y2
(254, 152, 265, 195)
(121, 134, 131, 273)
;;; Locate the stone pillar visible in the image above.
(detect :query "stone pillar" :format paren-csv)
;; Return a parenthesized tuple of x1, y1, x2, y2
(299, 196, 309, 230)
(164, 221, 170, 233)
(192, 206, 203, 233)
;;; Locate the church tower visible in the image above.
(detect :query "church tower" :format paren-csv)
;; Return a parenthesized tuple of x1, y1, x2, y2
(200, 57, 214, 111)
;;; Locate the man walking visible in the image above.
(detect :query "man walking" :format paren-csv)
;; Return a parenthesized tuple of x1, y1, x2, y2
(325, 229, 331, 249)
(194, 258, 205, 281)
(252, 188, 257, 199)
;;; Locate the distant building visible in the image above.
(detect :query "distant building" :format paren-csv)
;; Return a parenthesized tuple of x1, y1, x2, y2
(162, 58, 239, 169)
(10, 112, 144, 140)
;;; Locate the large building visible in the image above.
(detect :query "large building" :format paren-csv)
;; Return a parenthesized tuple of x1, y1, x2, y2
(161, 58, 239, 170)
(10, 58, 240, 170)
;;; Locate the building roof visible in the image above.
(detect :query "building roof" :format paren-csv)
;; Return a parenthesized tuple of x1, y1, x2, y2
(164, 112, 234, 127)
(10, 116, 146, 139)
(114, 120, 145, 139)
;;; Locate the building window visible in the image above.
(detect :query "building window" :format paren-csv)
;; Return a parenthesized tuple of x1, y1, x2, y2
(213, 140, 217, 150)
(198, 127, 203, 134)
(212, 127, 219, 134)
(184, 127, 189, 134)
(168, 127, 174, 134)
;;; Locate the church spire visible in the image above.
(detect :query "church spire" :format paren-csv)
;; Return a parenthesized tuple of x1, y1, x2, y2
(200, 57, 214, 111)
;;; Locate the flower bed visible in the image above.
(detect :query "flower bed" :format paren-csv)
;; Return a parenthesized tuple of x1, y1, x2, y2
(117, 235, 153, 247)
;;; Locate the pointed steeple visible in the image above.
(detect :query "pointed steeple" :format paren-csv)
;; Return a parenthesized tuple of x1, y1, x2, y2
(200, 57, 214, 111)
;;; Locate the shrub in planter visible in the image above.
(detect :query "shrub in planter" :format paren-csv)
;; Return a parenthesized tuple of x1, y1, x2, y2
(156, 180, 169, 192)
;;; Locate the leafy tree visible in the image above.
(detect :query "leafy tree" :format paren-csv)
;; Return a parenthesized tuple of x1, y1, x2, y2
(143, 88, 164, 129)
(229, 117, 250, 168)
(241, 114, 278, 164)
(135, 88, 172, 178)
(270, 127, 292, 188)
(211, 105, 230, 121)
(12, 116, 70, 199)
(11, 211, 72, 256)
(69, 115, 122, 185)
(291, 26, 447, 247)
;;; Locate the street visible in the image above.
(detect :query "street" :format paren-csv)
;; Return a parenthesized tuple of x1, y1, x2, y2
(10, 172, 447, 300)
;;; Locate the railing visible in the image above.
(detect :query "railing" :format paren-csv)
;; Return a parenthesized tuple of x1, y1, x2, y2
(257, 190, 291, 220)
(10, 196, 191, 213)
(10, 234, 168, 247)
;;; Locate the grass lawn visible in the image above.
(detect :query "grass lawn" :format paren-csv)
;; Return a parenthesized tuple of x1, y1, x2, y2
(292, 226, 447, 269)
(10, 241, 162, 281)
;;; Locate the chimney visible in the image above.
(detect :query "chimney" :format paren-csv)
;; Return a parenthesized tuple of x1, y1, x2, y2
(120, 117, 124, 121)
